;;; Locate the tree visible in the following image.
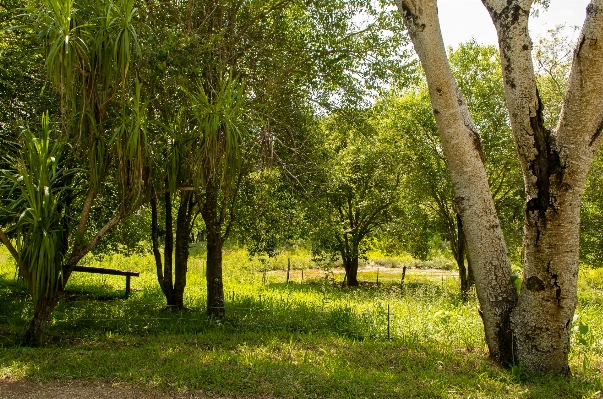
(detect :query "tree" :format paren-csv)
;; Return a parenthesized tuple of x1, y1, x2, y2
(396, 0, 603, 372)
(139, 0, 409, 317)
(380, 42, 523, 298)
(234, 169, 307, 258)
(310, 109, 405, 286)
(0, 0, 146, 345)
(530, 25, 603, 270)
(148, 111, 201, 310)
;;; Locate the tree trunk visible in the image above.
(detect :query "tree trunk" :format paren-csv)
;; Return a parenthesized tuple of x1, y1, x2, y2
(173, 191, 193, 308)
(397, 0, 517, 367)
(398, 0, 603, 373)
(202, 181, 225, 318)
(481, 0, 603, 373)
(340, 234, 359, 287)
(456, 214, 474, 299)
(456, 214, 469, 298)
(163, 189, 175, 304)
(151, 189, 193, 309)
(24, 295, 60, 347)
(346, 255, 359, 287)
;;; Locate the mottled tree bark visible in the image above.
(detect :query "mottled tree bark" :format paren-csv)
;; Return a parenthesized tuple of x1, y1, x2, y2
(397, 0, 603, 373)
(397, 0, 517, 366)
(482, 0, 603, 372)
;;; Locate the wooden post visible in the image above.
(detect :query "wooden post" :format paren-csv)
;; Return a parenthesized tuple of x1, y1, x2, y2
(387, 303, 391, 340)
(377, 268, 380, 286)
(125, 275, 131, 299)
(301, 269, 304, 284)
(401, 266, 407, 288)
(287, 258, 291, 284)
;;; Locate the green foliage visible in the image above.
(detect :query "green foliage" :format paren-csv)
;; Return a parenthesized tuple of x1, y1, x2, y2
(187, 72, 248, 188)
(377, 41, 524, 267)
(309, 108, 406, 269)
(582, 152, 603, 267)
(0, 1, 58, 134)
(0, 114, 77, 306)
(235, 169, 307, 257)
(449, 41, 524, 259)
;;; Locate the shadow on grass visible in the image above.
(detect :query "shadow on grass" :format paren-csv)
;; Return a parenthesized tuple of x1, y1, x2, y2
(0, 331, 600, 399)
(1, 272, 470, 349)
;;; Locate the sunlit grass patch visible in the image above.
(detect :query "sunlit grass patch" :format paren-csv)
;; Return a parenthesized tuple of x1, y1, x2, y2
(0, 246, 603, 397)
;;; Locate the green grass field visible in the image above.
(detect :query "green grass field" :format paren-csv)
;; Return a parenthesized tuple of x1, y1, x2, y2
(1, 245, 602, 398)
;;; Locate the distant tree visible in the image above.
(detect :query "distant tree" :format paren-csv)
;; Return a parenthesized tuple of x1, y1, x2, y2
(235, 169, 307, 258)
(310, 109, 405, 286)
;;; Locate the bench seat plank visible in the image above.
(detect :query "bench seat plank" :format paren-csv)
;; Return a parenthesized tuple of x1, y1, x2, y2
(72, 266, 140, 277)
(72, 266, 140, 298)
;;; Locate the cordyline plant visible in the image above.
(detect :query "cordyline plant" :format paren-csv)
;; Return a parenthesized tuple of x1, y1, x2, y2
(0, 0, 146, 346)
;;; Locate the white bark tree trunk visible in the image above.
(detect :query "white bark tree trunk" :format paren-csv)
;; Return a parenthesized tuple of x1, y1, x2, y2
(396, 0, 603, 372)
(482, 0, 603, 372)
(395, 0, 517, 366)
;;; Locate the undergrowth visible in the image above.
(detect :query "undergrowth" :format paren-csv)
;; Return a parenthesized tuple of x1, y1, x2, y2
(0, 245, 602, 398)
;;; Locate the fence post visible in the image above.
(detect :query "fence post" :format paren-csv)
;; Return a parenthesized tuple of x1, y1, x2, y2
(387, 304, 391, 340)
(287, 258, 291, 284)
(301, 269, 304, 284)
(401, 266, 407, 288)
(377, 268, 380, 287)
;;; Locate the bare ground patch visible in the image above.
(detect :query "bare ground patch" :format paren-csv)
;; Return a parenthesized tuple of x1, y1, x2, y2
(0, 378, 246, 399)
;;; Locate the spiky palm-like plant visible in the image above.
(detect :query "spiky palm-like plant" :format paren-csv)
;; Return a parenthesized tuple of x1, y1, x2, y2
(0, 0, 145, 345)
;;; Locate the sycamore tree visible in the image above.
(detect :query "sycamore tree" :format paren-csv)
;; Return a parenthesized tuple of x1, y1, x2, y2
(396, 0, 603, 373)
(530, 24, 603, 269)
(381, 42, 523, 298)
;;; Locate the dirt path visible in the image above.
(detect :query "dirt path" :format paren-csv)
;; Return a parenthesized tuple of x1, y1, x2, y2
(0, 379, 230, 399)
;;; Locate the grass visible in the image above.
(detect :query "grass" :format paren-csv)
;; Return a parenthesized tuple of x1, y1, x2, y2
(0, 245, 602, 398)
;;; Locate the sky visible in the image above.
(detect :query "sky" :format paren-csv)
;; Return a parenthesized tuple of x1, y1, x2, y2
(437, 0, 591, 48)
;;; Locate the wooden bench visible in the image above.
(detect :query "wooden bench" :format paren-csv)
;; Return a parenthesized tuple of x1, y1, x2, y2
(72, 266, 140, 298)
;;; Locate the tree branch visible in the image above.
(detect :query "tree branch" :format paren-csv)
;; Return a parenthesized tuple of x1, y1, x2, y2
(0, 228, 28, 280)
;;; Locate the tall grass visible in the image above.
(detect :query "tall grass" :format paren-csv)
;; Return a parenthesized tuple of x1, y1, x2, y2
(0, 245, 602, 398)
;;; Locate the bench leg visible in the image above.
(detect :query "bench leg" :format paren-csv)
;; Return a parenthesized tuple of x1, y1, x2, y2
(125, 275, 131, 299)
